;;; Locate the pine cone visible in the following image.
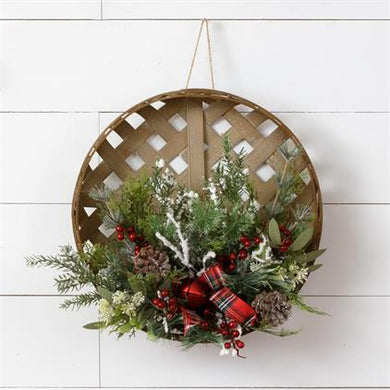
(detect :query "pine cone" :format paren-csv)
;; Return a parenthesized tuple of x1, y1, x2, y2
(133, 245, 171, 277)
(251, 291, 292, 327)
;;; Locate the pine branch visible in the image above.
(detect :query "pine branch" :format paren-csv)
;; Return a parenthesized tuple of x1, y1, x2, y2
(60, 291, 100, 310)
(181, 327, 223, 350)
(26, 245, 104, 294)
(287, 293, 330, 316)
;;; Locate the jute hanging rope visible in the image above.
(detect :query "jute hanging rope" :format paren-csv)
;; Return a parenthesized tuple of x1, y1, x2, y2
(185, 19, 215, 89)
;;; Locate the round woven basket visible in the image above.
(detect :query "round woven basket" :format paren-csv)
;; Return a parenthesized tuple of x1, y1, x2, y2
(72, 88, 323, 253)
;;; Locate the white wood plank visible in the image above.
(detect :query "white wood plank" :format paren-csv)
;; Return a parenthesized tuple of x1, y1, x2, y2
(103, 0, 389, 20)
(0, 0, 101, 19)
(0, 21, 387, 112)
(0, 113, 99, 203)
(100, 112, 390, 204)
(0, 204, 75, 294)
(279, 113, 390, 204)
(0, 296, 99, 387)
(302, 205, 390, 295)
(100, 297, 390, 387)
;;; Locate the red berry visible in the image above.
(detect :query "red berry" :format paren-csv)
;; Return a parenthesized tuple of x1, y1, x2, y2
(220, 322, 227, 329)
(169, 297, 177, 305)
(280, 246, 288, 252)
(138, 235, 145, 242)
(200, 321, 209, 330)
(117, 233, 124, 241)
(134, 245, 141, 255)
(168, 304, 177, 313)
(228, 320, 237, 329)
(239, 235, 248, 243)
(239, 249, 248, 260)
(143, 242, 149, 247)
(224, 342, 231, 349)
(203, 308, 212, 317)
(228, 263, 236, 272)
(127, 226, 135, 232)
(253, 236, 262, 245)
(221, 328, 229, 336)
(232, 329, 240, 338)
(229, 252, 237, 261)
(280, 225, 286, 231)
(157, 301, 165, 309)
(152, 298, 161, 306)
(285, 238, 293, 246)
(115, 225, 124, 233)
(284, 229, 291, 236)
(243, 240, 251, 248)
(128, 232, 137, 242)
(236, 340, 245, 349)
(160, 289, 169, 298)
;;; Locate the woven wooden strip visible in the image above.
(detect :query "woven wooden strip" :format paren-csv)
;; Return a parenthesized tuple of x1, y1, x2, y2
(186, 99, 205, 193)
(72, 89, 323, 251)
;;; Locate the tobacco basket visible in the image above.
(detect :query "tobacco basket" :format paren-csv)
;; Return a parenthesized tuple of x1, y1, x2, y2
(72, 89, 323, 252)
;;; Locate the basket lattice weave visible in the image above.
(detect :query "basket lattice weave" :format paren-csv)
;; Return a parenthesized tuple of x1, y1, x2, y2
(72, 89, 322, 251)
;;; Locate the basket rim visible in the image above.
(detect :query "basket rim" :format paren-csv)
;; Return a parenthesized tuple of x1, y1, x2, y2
(71, 88, 323, 252)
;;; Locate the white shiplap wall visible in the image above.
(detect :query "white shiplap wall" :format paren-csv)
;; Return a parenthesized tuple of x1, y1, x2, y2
(0, 1, 389, 389)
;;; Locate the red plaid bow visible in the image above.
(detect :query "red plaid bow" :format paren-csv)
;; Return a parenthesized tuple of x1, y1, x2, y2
(181, 264, 256, 335)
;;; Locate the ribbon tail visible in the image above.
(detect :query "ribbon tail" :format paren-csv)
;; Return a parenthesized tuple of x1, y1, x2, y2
(210, 287, 257, 327)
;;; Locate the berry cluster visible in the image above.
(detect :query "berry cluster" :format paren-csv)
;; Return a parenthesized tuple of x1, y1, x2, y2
(115, 225, 148, 255)
(279, 225, 293, 253)
(219, 320, 245, 352)
(217, 235, 262, 273)
(152, 289, 178, 318)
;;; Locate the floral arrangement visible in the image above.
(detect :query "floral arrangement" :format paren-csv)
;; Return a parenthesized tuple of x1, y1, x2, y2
(27, 136, 326, 357)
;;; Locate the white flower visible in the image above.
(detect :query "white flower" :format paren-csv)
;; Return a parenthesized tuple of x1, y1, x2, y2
(132, 291, 145, 307)
(155, 158, 165, 168)
(98, 299, 114, 324)
(289, 263, 309, 287)
(123, 303, 136, 317)
(278, 263, 309, 288)
(112, 291, 129, 305)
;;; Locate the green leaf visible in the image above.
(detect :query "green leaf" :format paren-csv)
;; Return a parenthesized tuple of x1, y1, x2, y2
(308, 263, 323, 272)
(268, 218, 281, 246)
(97, 287, 113, 303)
(261, 327, 302, 337)
(118, 321, 135, 334)
(83, 321, 106, 330)
(290, 227, 314, 251)
(295, 249, 326, 264)
(128, 273, 144, 293)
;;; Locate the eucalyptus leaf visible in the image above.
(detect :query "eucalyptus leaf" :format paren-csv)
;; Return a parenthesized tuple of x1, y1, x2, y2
(83, 321, 106, 330)
(268, 218, 281, 246)
(295, 249, 326, 264)
(128, 272, 144, 292)
(308, 263, 323, 272)
(97, 287, 113, 303)
(290, 227, 314, 251)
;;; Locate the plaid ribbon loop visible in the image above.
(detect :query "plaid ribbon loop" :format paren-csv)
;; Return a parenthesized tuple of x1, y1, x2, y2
(202, 264, 257, 327)
(180, 264, 257, 335)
